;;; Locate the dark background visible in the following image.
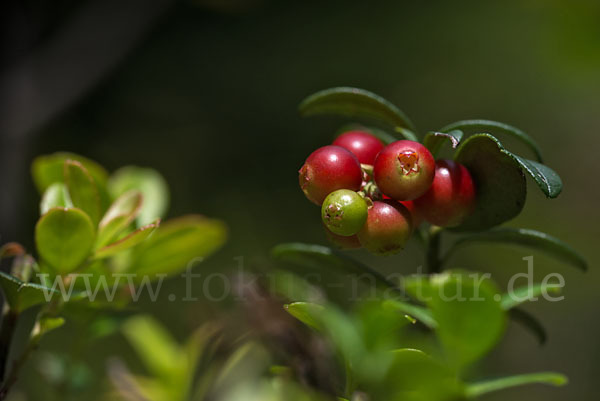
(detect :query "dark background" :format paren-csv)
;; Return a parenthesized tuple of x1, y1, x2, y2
(1, 0, 599, 400)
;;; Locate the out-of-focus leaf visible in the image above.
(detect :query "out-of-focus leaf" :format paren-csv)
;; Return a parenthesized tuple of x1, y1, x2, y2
(299, 87, 417, 133)
(108, 166, 169, 226)
(443, 227, 587, 271)
(501, 283, 562, 310)
(31, 152, 110, 211)
(465, 372, 567, 398)
(440, 119, 544, 162)
(381, 299, 437, 329)
(453, 134, 526, 231)
(284, 302, 325, 330)
(35, 207, 96, 273)
(509, 154, 563, 198)
(94, 220, 160, 259)
(423, 130, 464, 157)
(96, 190, 143, 248)
(35, 317, 66, 338)
(509, 308, 548, 345)
(40, 183, 72, 215)
(271, 243, 398, 291)
(128, 215, 227, 278)
(405, 271, 506, 369)
(0, 271, 57, 312)
(64, 160, 101, 225)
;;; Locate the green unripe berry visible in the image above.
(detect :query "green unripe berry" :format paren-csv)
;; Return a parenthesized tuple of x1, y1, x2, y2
(321, 190, 368, 236)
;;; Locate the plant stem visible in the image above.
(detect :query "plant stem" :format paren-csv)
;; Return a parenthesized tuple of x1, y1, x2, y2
(426, 227, 443, 274)
(0, 306, 18, 384)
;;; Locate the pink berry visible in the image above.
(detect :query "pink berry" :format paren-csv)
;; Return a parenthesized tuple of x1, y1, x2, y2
(357, 200, 413, 255)
(373, 140, 435, 201)
(299, 146, 363, 205)
(414, 160, 476, 227)
(332, 130, 385, 165)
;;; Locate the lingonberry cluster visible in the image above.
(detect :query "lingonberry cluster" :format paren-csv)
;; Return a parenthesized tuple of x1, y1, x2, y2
(299, 130, 476, 254)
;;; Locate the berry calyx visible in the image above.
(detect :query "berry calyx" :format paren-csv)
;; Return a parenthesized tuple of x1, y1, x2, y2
(357, 200, 413, 255)
(414, 160, 476, 227)
(321, 190, 368, 236)
(373, 140, 435, 201)
(332, 130, 385, 165)
(324, 225, 361, 249)
(299, 146, 362, 205)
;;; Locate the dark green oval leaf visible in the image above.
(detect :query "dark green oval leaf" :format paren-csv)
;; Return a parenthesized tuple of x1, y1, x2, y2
(64, 160, 101, 225)
(299, 87, 417, 133)
(509, 154, 562, 198)
(0, 271, 58, 312)
(423, 130, 464, 157)
(443, 227, 586, 271)
(440, 119, 543, 162)
(465, 371, 566, 398)
(40, 183, 72, 215)
(453, 134, 526, 231)
(509, 307, 548, 345)
(35, 207, 96, 273)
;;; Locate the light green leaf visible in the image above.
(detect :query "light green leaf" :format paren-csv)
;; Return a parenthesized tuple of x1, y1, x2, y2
(96, 190, 143, 248)
(443, 227, 587, 271)
(381, 299, 437, 329)
(440, 119, 544, 162)
(501, 282, 562, 310)
(94, 220, 160, 259)
(40, 183, 72, 215)
(0, 271, 58, 312)
(299, 87, 417, 133)
(36, 316, 66, 338)
(128, 215, 227, 277)
(64, 160, 101, 225)
(509, 308, 548, 345)
(284, 302, 325, 330)
(453, 134, 526, 231)
(108, 166, 169, 226)
(465, 372, 567, 398)
(35, 207, 96, 273)
(423, 130, 464, 157)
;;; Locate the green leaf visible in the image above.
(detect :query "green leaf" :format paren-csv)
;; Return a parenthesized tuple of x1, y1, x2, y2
(36, 316, 66, 337)
(96, 190, 143, 248)
(0, 271, 58, 313)
(443, 227, 587, 271)
(94, 220, 160, 259)
(509, 154, 563, 198)
(128, 215, 227, 277)
(405, 271, 506, 369)
(423, 130, 464, 157)
(501, 282, 562, 310)
(465, 372, 567, 398)
(40, 183, 72, 215)
(509, 308, 548, 345)
(381, 299, 437, 329)
(108, 166, 169, 226)
(271, 243, 398, 291)
(299, 87, 417, 133)
(452, 134, 527, 231)
(35, 207, 96, 273)
(284, 302, 325, 330)
(64, 160, 101, 225)
(440, 119, 544, 162)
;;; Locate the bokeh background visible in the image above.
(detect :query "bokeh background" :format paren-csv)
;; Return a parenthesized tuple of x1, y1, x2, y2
(1, 0, 599, 400)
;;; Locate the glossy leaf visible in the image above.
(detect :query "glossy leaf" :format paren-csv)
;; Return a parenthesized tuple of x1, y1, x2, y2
(94, 220, 160, 259)
(443, 227, 587, 271)
(96, 190, 143, 248)
(299, 87, 417, 132)
(35, 207, 96, 273)
(510, 308, 548, 345)
(509, 153, 562, 198)
(108, 166, 169, 226)
(128, 215, 227, 277)
(423, 130, 464, 157)
(0, 271, 58, 312)
(501, 282, 562, 310)
(440, 119, 544, 162)
(40, 183, 72, 215)
(284, 302, 325, 330)
(271, 243, 398, 291)
(452, 134, 526, 231)
(465, 372, 567, 398)
(64, 160, 101, 225)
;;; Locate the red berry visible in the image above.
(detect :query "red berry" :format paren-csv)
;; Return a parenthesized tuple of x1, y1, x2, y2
(357, 200, 413, 255)
(373, 140, 435, 200)
(400, 200, 422, 228)
(324, 225, 361, 249)
(414, 160, 476, 227)
(299, 146, 362, 205)
(332, 130, 385, 165)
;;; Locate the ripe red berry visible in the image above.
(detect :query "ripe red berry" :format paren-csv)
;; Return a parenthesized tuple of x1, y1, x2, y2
(373, 140, 435, 201)
(324, 225, 361, 249)
(332, 130, 385, 165)
(414, 160, 476, 227)
(321, 190, 368, 236)
(357, 200, 413, 255)
(299, 146, 362, 205)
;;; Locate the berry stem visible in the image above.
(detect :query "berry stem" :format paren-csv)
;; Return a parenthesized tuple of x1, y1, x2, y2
(426, 226, 443, 274)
